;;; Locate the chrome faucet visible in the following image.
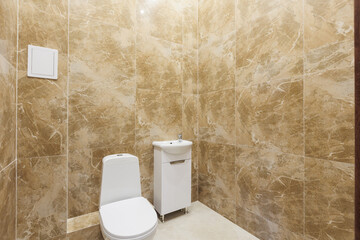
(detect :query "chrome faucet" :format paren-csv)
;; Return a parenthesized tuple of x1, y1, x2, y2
(178, 133, 182, 142)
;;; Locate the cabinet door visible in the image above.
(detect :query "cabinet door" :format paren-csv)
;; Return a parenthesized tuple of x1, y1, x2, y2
(161, 160, 191, 214)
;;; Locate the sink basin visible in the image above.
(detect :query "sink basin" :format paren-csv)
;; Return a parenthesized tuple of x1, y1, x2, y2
(152, 140, 192, 155)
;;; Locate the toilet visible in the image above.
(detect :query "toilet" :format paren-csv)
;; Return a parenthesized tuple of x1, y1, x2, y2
(99, 154, 158, 240)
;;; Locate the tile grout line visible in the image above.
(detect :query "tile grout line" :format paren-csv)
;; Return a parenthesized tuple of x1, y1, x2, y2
(234, 0, 237, 222)
(16, 154, 68, 161)
(15, 0, 19, 161)
(302, 0, 306, 238)
(202, 138, 310, 159)
(66, 0, 70, 233)
(181, 0, 184, 167)
(15, 0, 19, 238)
(197, 3, 199, 202)
(15, 161, 17, 240)
(134, 0, 138, 177)
(75, 13, 186, 48)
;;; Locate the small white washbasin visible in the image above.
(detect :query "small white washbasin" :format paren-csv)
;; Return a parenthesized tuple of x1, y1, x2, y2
(152, 140, 192, 155)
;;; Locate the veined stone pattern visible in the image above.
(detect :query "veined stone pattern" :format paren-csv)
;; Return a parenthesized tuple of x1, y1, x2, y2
(12, 0, 199, 239)
(198, 0, 355, 239)
(0, 0, 17, 238)
(0, 0, 355, 239)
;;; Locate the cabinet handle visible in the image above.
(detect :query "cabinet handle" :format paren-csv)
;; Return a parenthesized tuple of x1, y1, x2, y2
(170, 160, 186, 165)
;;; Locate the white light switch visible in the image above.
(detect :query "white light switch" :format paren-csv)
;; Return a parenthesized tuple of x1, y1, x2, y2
(27, 45, 58, 79)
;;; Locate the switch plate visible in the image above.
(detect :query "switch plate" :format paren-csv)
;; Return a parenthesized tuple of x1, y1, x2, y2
(27, 45, 58, 79)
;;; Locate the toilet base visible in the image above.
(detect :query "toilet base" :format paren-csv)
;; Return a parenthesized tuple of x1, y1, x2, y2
(100, 222, 157, 240)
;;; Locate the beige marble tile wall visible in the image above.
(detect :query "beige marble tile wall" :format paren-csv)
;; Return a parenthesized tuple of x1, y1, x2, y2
(4, 0, 353, 239)
(67, 0, 199, 219)
(0, 0, 17, 238)
(16, 0, 69, 238)
(13, 0, 198, 239)
(198, 0, 237, 223)
(198, 0, 355, 239)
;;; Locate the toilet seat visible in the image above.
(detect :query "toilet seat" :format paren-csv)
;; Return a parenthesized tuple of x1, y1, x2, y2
(100, 197, 158, 240)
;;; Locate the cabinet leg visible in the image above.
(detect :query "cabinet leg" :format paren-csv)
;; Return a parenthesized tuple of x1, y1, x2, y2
(184, 207, 189, 214)
(160, 215, 165, 223)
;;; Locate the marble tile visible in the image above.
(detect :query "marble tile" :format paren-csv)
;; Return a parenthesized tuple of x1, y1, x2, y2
(18, 0, 68, 71)
(69, 18, 135, 151)
(198, 0, 235, 39)
(0, 55, 16, 170)
(136, 34, 182, 92)
(183, 49, 198, 94)
(135, 142, 155, 183)
(304, 68, 354, 163)
(236, 0, 303, 87)
(17, 156, 67, 240)
(304, 0, 354, 51)
(17, 0, 68, 158)
(69, 17, 136, 79)
(0, 162, 16, 239)
(69, 79, 135, 150)
(155, 201, 257, 240)
(68, 145, 134, 218)
(67, 225, 103, 240)
(182, 94, 198, 140)
(67, 212, 100, 233)
(0, 0, 17, 65)
(54, 225, 103, 240)
(201, 197, 236, 223)
(141, 177, 154, 203)
(191, 140, 198, 202)
(305, 40, 354, 74)
(0, 0, 16, 171)
(191, 141, 199, 188)
(236, 146, 304, 235)
(198, 141, 236, 222)
(198, 173, 232, 220)
(198, 32, 235, 93)
(236, 207, 304, 240)
(17, 71, 68, 158)
(191, 185, 198, 202)
(69, 0, 135, 30)
(200, 142, 236, 199)
(236, 77, 304, 155)
(137, 0, 183, 44)
(305, 158, 354, 239)
(199, 89, 235, 145)
(135, 91, 181, 180)
(68, 148, 102, 218)
(236, 0, 302, 24)
(183, 0, 198, 49)
(135, 89, 182, 147)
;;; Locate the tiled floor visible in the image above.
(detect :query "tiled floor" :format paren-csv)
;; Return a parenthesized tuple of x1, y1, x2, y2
(154, 201, 258, 240)
(62, 201, 258, 240)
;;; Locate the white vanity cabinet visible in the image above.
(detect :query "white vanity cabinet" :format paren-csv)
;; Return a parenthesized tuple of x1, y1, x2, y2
(153, 140, 192, 222)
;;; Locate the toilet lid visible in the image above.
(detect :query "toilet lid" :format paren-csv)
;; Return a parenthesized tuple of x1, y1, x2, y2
(100, 197, 158, 239)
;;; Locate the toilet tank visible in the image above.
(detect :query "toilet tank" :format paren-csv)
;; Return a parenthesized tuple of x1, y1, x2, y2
(100, 154, 142, 207)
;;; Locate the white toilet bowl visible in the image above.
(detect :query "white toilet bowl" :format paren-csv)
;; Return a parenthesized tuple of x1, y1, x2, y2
(99, 154, 158, 240)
